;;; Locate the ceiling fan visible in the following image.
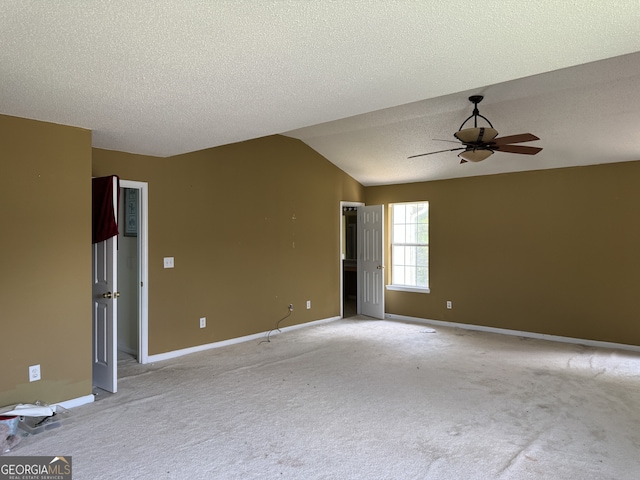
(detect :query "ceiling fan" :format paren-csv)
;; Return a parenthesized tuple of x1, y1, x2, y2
(408, 95, 542, 163)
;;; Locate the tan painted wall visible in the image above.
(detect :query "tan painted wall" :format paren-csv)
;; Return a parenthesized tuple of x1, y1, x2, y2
(3, 109, 638, 409)
(93, 135, 364, 354)
(0, 114, 92, 406)
(366, 161, 640, 346)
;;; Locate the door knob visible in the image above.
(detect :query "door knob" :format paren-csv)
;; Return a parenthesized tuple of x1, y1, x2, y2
(114, 292, 121, 298)
(376, 265, 385, 269)
(102, 292, 112, 299)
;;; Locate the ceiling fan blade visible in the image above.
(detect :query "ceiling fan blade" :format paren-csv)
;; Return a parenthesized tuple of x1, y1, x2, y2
(493, 144, 543, 155)
(491, 133, 540, 146)
(408, 147, 464, 159)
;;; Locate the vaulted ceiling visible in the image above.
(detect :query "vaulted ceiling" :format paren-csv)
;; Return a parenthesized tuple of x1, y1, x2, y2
(2, 1, 640, 185)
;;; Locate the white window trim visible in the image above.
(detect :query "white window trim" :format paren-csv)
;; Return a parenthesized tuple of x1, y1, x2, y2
(390, 201, 430, 292)
(386, 285, 430, 294)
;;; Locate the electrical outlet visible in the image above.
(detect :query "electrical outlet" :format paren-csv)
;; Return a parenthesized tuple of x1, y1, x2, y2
(29, 364, 41, 382)
(306, 300, 311, 309)
(163, 257, 174, 268)
(200, 317, 206, 328)
(288, 304, 294, 312)
(446, 301, 452, 309)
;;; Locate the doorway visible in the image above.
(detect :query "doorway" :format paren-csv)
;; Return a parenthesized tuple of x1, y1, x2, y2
(339, 201, 386, 320)
(117, 187, 139, 362)
(118, 180, 149, 365)
(340, 201, 364, 318)
(92, 179, 149, 394)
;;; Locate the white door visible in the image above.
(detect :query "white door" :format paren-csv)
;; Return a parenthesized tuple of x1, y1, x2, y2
(92, 236, 118, 392)
(358, 205, 385, 319)
(92, 181, 118, 393)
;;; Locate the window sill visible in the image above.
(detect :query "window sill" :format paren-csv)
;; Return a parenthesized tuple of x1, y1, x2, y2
(386, 285, 430, 294)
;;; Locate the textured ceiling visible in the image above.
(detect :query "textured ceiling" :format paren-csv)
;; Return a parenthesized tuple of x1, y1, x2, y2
(285, 52, 640, 185)
(1, 1, 640, 185)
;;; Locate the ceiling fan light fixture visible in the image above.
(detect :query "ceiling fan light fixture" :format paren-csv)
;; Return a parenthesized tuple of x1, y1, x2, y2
(454, 127, 498, 144)
(458, 148, 493, 163)
(407, 95, 541, 162)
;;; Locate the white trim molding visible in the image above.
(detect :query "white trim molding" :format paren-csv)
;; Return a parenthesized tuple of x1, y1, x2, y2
(386, 313, 640, 353)
(148, 316, 341, 363)
(54, 394, 95, 410)
(386, 285, 430, 294)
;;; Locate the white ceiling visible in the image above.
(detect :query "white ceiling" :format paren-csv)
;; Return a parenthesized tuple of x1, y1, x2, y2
(2, 1, 640, 186)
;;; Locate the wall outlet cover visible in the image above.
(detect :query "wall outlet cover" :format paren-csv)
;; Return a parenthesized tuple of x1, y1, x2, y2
(29, 364, 41, 382)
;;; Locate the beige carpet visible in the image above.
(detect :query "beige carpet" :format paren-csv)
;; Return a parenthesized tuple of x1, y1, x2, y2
(6, 318, 640, 479)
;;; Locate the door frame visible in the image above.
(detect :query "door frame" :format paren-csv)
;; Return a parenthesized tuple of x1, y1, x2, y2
(119, 180, 149, 364)
(339, 201, 364, 318)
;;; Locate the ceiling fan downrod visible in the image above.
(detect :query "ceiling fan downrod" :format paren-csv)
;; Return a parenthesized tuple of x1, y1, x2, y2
(458, 95, 494, 131)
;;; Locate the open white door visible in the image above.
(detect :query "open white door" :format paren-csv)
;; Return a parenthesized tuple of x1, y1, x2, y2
(92, 178, 118, 393)
(92, 235, 118, 392)
(358, 205, 385, 319)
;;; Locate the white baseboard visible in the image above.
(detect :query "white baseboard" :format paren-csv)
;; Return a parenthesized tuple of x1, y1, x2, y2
(386, 313, 640, 353)
(54, 394, 95, 410)
(147, 316, 341, 363)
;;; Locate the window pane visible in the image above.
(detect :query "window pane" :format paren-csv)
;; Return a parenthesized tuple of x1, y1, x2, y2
(405, 223, 417, 243)
(418, 224, 429, 244)
(394, 204, 406, 224)
(417, 267, 429, 287)
(393, 266, 405, 285)
(406, 204, 418, 222)
(406, 246, 416, 265)
(417, 204, 429, 223)
(417, 246, 429, 267)
(393, 224, 405, 243)
(392, 245, 405, 265)
(405, 266, 416, 286)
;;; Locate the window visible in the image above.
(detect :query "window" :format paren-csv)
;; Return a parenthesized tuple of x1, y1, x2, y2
(388, 202, 429, 293)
